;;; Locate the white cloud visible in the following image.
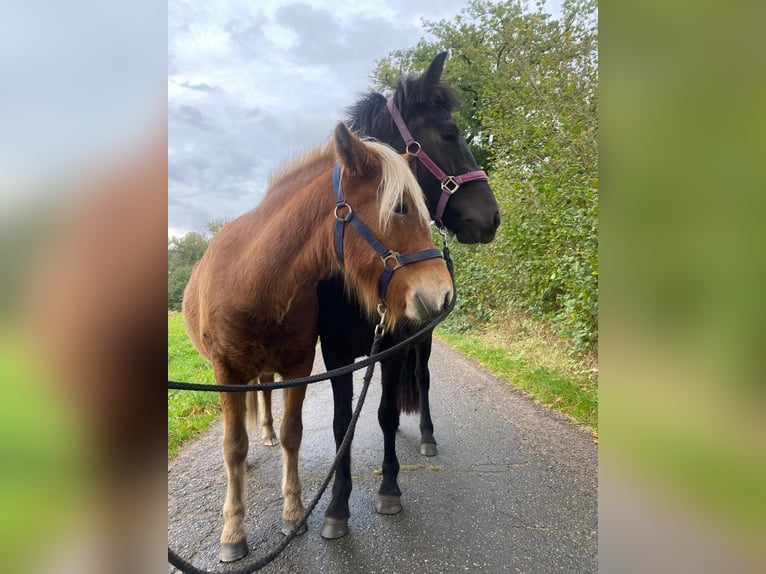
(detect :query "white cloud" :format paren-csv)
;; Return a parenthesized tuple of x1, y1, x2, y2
(168, 0, 563, 234)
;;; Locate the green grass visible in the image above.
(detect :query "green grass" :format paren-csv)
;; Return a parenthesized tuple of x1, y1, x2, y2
(0, 332, 89, 573)
(168, 312, 221, 457)
(436, 329, 598, 431)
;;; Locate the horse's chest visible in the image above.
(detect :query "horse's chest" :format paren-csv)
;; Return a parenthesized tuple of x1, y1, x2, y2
(244, 310, 317, 374)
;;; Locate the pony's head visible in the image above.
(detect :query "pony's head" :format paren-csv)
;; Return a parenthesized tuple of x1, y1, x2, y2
(331, 123, 453, 328)
(348, 52, 500, 244)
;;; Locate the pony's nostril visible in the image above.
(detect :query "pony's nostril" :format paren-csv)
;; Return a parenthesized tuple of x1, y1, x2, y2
(411, 290, 446, 322)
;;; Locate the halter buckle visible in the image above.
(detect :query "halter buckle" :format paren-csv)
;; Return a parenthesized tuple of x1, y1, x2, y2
(381, 251, 402, 270)
(441, 176, 459, 194)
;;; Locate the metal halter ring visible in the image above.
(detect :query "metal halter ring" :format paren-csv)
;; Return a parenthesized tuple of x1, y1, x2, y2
(405, 141, 422, 156)
(441, 176, 459, 194)
(381, 252, 402, 270)
(334, 203, 353, 221)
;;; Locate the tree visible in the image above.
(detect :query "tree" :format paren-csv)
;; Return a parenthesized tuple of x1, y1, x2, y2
(168, 231, 209, 311)
(373, 0, 598, 352)
(168, 219, 232, 311)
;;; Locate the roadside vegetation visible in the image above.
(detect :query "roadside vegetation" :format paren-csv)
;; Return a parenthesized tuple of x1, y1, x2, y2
(167, 312, 219, 457)
(436, 311, 597, 432)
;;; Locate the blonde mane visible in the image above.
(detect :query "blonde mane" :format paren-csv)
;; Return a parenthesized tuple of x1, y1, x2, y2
(267, 142, 334, 195)
(362, 140, 431, 231)
(266, 137, 430, 231)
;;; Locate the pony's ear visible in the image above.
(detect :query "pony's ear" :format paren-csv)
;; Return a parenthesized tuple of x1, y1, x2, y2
(334, 122, 375, 178)
(423, 52, 447, 86)
(410, 51, 447, 103)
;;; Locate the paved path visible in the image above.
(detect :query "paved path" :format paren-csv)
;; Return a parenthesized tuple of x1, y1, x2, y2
(168, 338, 597, 573)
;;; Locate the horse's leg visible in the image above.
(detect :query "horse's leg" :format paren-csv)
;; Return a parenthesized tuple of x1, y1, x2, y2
(416, 334, 438, 456)
(376, 354, 406, 515)
(258, 375, 278, 446)
(215, 364, 250, 562)
(320, 368, 354, 539)
(280, 380, 308, 535)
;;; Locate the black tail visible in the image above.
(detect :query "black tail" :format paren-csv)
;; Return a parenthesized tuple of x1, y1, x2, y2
(395, 347, 421, 414)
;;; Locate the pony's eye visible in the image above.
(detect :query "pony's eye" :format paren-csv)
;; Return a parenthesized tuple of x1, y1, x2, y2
(441, 132, 456, 143)
(394, 201, 408, 215)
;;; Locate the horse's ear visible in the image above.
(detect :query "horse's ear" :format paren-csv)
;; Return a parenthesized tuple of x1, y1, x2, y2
(410, 51, 447, 103)
(334, 122, 375, 178)
(423, 52, 447, 86)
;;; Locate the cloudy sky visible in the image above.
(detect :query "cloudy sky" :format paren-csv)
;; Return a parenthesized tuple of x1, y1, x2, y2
(168, 0, 562, 238)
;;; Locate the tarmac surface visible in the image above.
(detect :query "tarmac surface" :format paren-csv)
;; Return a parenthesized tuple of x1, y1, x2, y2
(168, 338, 597, 573)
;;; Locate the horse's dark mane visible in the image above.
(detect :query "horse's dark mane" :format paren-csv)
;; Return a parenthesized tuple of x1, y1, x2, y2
(346, 74, 461, 141)
(345, 92, 390, 139)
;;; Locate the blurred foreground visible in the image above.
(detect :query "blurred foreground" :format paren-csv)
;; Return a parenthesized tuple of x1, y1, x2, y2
(0, 3, 166, 573)
(600, 1, 766, 571)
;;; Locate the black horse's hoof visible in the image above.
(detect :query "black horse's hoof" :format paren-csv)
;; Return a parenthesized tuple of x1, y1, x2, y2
(320, 517, 349, 539)
(220, 539, 249, 562)
(281, 519, 308, 536)
(420, 442, 437, 457)
(376, 494, 402, 515)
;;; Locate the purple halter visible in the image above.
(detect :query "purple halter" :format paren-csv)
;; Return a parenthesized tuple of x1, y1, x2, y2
(386, 98, 489, 225)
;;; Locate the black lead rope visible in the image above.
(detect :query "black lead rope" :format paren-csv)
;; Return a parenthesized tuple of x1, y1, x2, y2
(168, 240, 454, 395)
(168, 239, 454, 574)
(169, 331, 384, 574)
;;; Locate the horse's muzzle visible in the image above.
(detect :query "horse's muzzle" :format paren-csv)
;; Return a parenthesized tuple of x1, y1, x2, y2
(408, 285, 453, 323)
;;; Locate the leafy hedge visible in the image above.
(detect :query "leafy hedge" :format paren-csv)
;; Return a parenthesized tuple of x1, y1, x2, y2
(379, 0, 598, 353)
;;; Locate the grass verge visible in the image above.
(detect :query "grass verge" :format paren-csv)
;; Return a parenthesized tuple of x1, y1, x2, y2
(168, 312, 220, 458)
(436, 317, 598, 431)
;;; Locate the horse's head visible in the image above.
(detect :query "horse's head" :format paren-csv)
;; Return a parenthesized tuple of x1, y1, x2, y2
(332, 123, 453, 328)
(349, 52, 500, 244)
(391, 52, 500, 243)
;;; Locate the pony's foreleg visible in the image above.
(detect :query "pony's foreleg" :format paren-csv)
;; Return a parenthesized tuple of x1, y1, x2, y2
(257, 375, 279, 446)
(376, 357, 405, 515)
(320, 371, 354, 539)
(415, 335, 437, 456)
(280, 382, 308, 535)
(216, 365, 250, 562)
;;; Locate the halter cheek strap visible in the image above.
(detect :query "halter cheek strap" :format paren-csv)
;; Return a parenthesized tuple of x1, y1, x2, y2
(332, 163, 443, 300)
(386, 98, 489, 224)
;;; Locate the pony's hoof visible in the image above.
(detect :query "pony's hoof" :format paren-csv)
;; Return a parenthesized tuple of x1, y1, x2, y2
(220, 539, 249, 562)
(281, 519, 308, 536)
(376, 494, 402, 515)
(262, 436, 279, 447)
(320, 517, 349, 539)
(420, 442, 437, 457)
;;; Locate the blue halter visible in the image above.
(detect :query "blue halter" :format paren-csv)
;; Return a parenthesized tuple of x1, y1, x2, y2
(332, 163, 443, 301)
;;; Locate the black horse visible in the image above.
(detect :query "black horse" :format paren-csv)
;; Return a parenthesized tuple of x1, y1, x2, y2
(315, 52, 500, 538)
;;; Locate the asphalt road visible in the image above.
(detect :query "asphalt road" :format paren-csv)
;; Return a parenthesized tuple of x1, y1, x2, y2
(168, 338, 597, 574)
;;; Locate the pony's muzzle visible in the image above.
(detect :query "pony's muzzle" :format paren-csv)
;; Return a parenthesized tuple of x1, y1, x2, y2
(407, 282, 453, 322)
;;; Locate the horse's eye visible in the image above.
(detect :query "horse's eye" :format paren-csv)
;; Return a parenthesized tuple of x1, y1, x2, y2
(394, 201, 408, 215)
(441, 132, 456, 142)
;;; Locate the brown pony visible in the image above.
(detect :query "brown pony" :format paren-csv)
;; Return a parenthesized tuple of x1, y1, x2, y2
(182, 123, 453, 562)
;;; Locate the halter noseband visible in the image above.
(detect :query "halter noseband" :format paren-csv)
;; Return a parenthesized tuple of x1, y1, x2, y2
(332, 163, 443, 301)
(386, 98, 489, 225)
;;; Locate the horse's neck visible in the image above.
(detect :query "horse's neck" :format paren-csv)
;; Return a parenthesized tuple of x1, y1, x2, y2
(239, 175, 336, 317)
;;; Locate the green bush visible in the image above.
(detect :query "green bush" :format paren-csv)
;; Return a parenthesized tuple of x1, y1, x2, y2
(384, 0, 598, 354)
